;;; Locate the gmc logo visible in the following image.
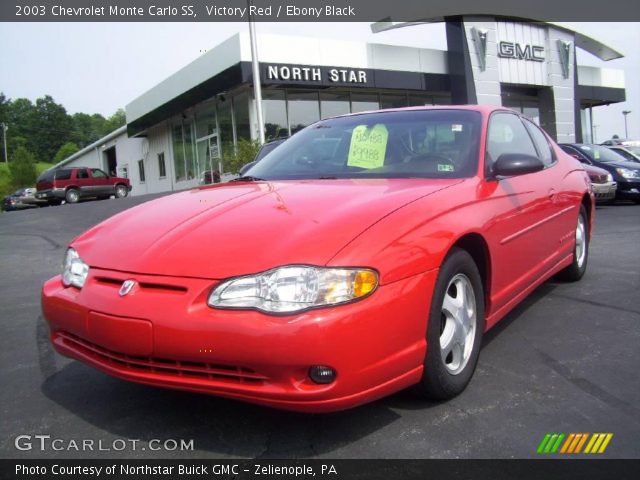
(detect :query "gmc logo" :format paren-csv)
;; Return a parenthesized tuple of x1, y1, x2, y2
(498, 42, 545, 62)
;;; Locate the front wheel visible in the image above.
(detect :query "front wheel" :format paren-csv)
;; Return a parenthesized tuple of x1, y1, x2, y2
(556, 206, 589, 281)
(416, 247, 485, 400)
(114, 185, 128, 199)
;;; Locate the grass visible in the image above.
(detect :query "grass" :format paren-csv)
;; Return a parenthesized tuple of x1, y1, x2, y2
(0, 162, 54, 198)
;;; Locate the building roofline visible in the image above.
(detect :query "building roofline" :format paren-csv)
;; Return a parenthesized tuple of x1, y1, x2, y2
(371, 17, 624, 61)
(49, 125, 127, 170)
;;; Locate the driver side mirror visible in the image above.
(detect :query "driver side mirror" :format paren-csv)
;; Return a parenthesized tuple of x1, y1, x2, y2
(493, 153, 544, 178)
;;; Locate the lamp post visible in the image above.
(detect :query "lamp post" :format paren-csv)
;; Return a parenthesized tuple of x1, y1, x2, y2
(622, 110, 631, 139)
(1, 123, 7, 163)
(247, 2, 265, 145)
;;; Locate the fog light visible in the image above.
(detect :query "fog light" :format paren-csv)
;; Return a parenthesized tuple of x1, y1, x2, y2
(309, 365, 336, 384)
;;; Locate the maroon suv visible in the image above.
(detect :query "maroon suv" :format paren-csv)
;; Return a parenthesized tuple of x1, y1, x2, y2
(36, 167, 131, 205)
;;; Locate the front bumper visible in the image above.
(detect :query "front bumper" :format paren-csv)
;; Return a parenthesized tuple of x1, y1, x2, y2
(42, 267, 435, 412)
(591, 181, 617, 202)
(615, 179, 640, 200)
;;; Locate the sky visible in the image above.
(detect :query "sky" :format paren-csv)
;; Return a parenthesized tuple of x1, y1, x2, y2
(0, 21, 638, 141)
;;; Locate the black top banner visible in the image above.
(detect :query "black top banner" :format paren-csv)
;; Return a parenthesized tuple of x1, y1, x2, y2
(1, 0, 640, 22)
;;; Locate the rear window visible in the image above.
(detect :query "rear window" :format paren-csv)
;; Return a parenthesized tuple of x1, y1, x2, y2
(54, 169, 72, 180)
(37, 170, 54, 182)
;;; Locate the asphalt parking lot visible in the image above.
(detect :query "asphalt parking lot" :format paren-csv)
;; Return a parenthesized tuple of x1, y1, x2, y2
(0, 195, 639, 459)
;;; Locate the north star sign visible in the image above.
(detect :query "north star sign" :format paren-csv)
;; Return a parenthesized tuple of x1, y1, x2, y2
(265, 64, 368, 84)
(497, 41, 545, 62)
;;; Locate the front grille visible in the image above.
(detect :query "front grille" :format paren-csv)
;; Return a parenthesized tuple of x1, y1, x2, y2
(94, 276, 188, 294)
(58, 331, 268, 384)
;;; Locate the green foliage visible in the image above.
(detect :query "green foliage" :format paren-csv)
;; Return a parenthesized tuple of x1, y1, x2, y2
(0, 92, 125, 163)
(222, 138, 261, 174)
(9, 146, 37, 188)
(53, 142, 80, 164)
(0, 161, 52, 198)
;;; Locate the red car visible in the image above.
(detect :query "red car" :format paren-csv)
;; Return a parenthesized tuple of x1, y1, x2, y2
(36, 167, 131, 205)
(42, 106, 594, 412)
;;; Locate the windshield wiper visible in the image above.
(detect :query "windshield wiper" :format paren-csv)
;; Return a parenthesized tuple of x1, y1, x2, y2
(231, 176, 267, 182)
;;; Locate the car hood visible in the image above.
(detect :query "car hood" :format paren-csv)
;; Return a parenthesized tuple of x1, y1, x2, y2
(73, 179, 461, 278)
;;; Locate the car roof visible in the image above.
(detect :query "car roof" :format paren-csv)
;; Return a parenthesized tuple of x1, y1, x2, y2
(324, 104, 514, 121)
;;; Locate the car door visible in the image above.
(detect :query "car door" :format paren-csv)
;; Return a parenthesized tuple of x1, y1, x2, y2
(89, 168, 111, 195)
(74, 168, 92, 197)
(480, 112, 560, 317)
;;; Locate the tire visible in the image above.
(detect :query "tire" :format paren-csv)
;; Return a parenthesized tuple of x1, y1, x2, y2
(114, 185, 128, 199)
(416, 247, 485, 400)
(65, 189, 80, 204)
(556, 206, 589, 282)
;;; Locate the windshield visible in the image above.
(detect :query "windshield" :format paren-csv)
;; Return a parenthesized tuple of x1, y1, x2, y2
(246, 109, 482, 180)
(579, 145, 629, 163)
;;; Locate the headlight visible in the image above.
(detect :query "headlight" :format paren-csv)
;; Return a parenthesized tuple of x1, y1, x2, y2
(615, 168, 640, 179)
(606, 173, 614, 183)
(208, 266, 378, 314)
(62, 248, 89, 288)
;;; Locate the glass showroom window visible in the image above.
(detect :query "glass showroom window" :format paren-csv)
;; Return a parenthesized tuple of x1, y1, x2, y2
(172, 121, 197, 182)
(172, 124, 186, 182)
(380, 94, 408, 110)
(217, 97, 234, 161)
(351, 93, 379, 113)
(288, 91, 320, 134)
(234, 92, 251, 142)
(262, 90, 288, 140)
(320, 92, 350, 119)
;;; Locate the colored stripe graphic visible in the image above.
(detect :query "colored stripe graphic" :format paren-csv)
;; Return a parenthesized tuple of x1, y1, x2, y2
(537, 433, 565, 454)
(538, 433, 613, 454)
(585, 433, 613, 454)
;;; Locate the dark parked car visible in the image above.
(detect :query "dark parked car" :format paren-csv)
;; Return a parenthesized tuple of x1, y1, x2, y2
(238, 137, 288, 176)
(607, 145, 640, 163)
(36, 167, 131, 205)
(2, 187, 45, 211)
(559, 144, 640, 203)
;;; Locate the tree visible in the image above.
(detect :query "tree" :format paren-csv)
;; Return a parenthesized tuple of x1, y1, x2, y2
(9, 146, 37, 188)
(223, 138, 261, 174)
(103, 108, 126, 134)
(31, 95, 72, 162)
(53, 142, 80, 164)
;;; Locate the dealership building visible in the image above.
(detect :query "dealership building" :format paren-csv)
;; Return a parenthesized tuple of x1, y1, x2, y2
(57, 17, 626, 196)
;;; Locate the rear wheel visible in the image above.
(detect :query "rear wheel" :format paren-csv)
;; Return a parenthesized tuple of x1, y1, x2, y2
(416, 248, 485, 400)
(114, 185, 128, 199)
(557, 206, 588, 281)
(65, 189, 80, 204)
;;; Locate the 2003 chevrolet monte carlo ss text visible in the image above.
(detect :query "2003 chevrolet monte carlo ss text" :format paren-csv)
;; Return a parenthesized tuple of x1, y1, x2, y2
(42, 106, 594, 412)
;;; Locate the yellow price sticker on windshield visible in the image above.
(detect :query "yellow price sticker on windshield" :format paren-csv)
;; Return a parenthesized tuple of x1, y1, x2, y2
(347, 124, 388, 169)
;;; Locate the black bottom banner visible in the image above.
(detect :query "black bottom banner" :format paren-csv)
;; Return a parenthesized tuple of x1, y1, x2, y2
(2, 459, 640, 480)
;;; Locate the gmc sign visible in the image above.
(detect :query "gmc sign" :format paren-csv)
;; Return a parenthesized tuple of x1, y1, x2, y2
(498, 41, 545, 62)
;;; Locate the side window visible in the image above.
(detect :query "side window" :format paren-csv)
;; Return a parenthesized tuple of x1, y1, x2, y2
(486, 113, 538, 173)
(54, 169, 72, 180)
(76, 169, 89, 179)
(91, 169, 108, 178)
(524, 120, 555, 167)
(138, 159, 146, 183)
(158, 153, 166, 178)
(560, 146, 590, 164)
